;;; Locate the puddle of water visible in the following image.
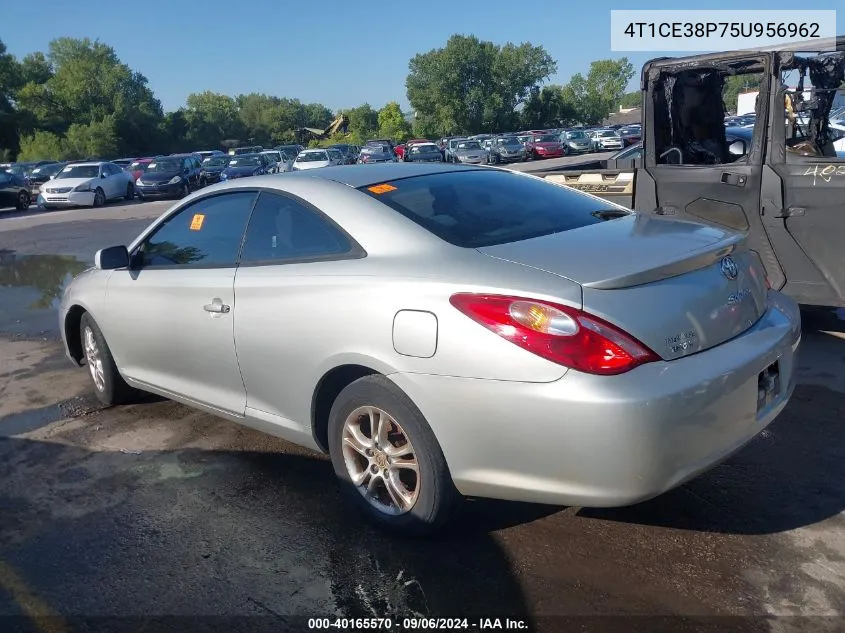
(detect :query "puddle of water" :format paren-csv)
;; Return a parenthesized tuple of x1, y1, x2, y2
(0, 395, 101, 437)
(0, 250, 88, 337)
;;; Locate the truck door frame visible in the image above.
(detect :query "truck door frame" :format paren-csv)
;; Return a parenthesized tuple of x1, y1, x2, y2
(635, 52, 788, 295)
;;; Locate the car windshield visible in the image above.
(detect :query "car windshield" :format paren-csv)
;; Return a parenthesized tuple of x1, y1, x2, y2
(38, 163, 66, 176)
(360, 169, 617, 248)
(56, 165, 100, 179)
(228, 155, 262, 167)
(130, 161, 150, 171)
(457, 141, 481, 150)
(203, 157, 227, 167)
(361, 146, 388, 154)
(498, 137, 520, 146)
(567, 131, 586, 139)
(598, 130, 618, 138)
(516, 135, 529, 142)
(534, 135, 557, 143)
(145, 160, 182, 173)
(262, 153, 281, 161)
(296, 151, 329, 162)
(411, 144, 439, 153)
(613, 145, 643, 160)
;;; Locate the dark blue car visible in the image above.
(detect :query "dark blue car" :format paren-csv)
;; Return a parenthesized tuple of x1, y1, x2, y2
(219, 154, 270, 181)
(200, 155, 229, 185)
(135, 155, 201, 200)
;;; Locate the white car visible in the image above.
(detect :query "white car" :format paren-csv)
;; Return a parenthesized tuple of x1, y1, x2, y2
(590, 130, 625, 151)
(292, 150, 333, 171)
(260, 150, 287, 174)
(40, 161, 134, 209)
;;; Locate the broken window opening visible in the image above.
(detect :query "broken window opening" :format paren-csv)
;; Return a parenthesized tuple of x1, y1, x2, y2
(652, 61, 764, 166)
(780, 51, 845, 160)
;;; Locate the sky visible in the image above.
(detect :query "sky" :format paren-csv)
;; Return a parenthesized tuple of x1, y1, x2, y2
(3, 0, 843, 114)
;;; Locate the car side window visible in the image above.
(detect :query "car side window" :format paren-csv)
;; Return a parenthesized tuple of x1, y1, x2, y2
(137, 191, 257, 268)
(239, 191, 353, 264)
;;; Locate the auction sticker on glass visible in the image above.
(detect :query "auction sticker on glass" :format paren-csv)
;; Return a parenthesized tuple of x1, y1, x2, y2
(190, 213, 205, 231)
(610, 10, 836, 52)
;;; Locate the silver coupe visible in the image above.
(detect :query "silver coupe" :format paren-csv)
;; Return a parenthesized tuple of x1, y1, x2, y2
(59, 163, 801, 533)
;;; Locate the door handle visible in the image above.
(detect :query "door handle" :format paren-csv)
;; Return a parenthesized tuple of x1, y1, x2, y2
(203, 299, 230, 314)
(720, 172, 747, 187)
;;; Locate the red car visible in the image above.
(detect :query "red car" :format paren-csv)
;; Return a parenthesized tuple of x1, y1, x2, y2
(530, 133, 566, 159)
(618, 127, 642, 146)
(395, 139, 431, 160)
(128, 157, 154, 182)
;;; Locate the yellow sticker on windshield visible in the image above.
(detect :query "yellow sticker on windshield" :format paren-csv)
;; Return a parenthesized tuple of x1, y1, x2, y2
(368, 183, 397, 194)
(189, 213, 205, 231)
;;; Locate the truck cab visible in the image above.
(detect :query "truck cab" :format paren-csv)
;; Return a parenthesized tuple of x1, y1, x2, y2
(544, 36, 845, 308)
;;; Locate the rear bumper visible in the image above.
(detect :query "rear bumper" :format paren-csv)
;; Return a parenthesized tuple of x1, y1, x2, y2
(389, 291, 801, 507)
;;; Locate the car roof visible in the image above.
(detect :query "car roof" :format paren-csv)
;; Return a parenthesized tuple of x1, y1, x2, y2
(66, 161, 106, 167)
(279, 163, 482, 188)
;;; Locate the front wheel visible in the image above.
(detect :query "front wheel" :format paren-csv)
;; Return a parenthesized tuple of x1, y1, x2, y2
(179, 182, 189, 198)
(93, 188, 105, 207)
(328, 375, 460, 534)
(124, 182, 135, 200)
(80, 313, 139, 406)
(16, 190, 31, 211)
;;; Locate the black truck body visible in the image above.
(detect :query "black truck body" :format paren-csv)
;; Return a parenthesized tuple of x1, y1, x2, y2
(540, 36, 845, 308)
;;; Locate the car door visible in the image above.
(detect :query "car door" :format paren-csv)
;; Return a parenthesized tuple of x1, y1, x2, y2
(762, 49, 845, 306)
(102, 190, 257, 414)
(0, 172, 17, 208)
(107, 163, 124, 198)
(233, 190, 364, 435)
(636, 54, 781, 288)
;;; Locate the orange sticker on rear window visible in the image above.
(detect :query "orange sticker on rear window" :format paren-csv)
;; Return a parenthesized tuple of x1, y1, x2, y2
(367, 183, 397, 194)
(189, 213, 205, 231)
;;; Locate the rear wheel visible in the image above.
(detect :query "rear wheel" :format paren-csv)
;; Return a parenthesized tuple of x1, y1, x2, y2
(16, 190, 30, 211)
(179, 182, 189, 198)
(124, 182, 134, 200)
(80, 313, 138, 406)
(328, 375, 460, 534)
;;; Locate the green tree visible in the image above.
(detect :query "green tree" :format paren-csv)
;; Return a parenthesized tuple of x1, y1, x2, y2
(722, 74, 763, 114)
(184, 91, 244, 148)
(406, 34, 556, 135)
(14, 38, 162, 155)
(237, 93, 281, 146)
(619, 90, 641, 109)
(346, 103, 379, 139)
(521, 85, 578, 129)
(17, 130, 64, 161)
(562, 58, 635, 125)
(301, 102, 334, 129)
(63, 116, 119, 159)
(0, 39, 21, 156)
(377, 102, 412, 141)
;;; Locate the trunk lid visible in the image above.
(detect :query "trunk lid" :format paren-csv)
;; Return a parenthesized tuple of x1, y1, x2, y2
(477, 214, 768, 361)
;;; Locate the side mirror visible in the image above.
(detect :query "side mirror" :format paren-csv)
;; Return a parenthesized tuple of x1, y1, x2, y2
(100, 173, 107, 178)
(728, 139, 748, 156)
(95, 245, 130, 270)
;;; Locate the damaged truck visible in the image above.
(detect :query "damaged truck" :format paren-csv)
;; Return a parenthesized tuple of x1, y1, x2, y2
(543, 36, 845, 308)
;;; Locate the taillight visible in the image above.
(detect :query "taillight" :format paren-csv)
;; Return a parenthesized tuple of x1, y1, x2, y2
(449, 294, 660, 375)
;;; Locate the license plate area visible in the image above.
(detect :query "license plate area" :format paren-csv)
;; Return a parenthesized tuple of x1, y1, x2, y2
(757, 360, 781, 413)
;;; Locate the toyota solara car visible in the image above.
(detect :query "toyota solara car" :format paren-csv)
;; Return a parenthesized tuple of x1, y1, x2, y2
(59, 164, 800, 533)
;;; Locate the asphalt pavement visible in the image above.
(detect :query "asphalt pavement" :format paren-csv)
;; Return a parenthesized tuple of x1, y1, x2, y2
(1, 176, 845, 632)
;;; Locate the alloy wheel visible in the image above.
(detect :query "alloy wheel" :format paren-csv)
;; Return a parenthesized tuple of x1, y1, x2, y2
(83, 326, 105, 392)
(341, 406, 420, 515)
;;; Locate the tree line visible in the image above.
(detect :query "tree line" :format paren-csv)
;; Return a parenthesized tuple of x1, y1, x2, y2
(0, 35, 636, 162)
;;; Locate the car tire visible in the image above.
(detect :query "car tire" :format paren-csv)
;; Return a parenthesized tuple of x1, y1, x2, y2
(79, 312, 138, 406)
(16, 190, 31, 211)
(124, 182, 134, 201)
(93, 187, 105, 207)
(327, 374, 460, 534)
(179, 182, 189, 198)
(199, 178, 207, 188)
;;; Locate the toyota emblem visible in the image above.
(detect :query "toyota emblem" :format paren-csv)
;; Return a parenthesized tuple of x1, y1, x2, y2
(720, 256, 739, 280)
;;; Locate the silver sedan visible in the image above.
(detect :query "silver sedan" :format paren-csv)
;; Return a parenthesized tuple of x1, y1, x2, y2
(59, 164, 801, 534)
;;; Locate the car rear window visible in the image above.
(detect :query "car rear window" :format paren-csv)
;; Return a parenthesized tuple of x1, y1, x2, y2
(359, 169, 614, 248)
